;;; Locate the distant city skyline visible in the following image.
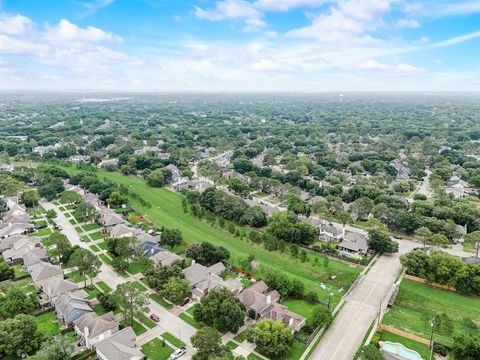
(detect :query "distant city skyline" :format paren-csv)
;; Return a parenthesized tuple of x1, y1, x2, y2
(0, 0, 479, 91)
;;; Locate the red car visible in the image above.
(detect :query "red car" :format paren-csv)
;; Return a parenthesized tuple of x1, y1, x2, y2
(150, 314, 160, 322)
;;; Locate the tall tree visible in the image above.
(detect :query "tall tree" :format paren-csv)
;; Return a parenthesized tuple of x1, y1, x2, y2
(20, 189, 39, 208)
(0, 314, 39, 356)
(464, 231, 480, 258)
(114, 282, 149, 326)
(248, 319, 294, 359)
(414, 226, 432, 249)
(68, 248, 101, 287)
(368, 228, 399, 254)
(191, 327, 230, 360)
(193, 288, 246, 333)
(161, 228, 183, 248)
(34, 334, 75, 360)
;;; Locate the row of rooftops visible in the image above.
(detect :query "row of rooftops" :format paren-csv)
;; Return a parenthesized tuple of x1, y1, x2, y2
(0, 195, 143, 360)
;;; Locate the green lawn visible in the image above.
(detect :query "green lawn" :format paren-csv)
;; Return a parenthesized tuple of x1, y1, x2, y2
(34, 311, 61, 336)
(247, 354, 263, 360)
(281, 299, 316, 320)
(13, 265, 28, 278)
(164, 244, 187, 254)
(97, 241, 108, 250)
(99, 253, 113, 265)
(35, 220, 48, 226)
(226, 341, 239, 350)
(137, 313, 157, 329)
(64, 271, 85, 283)
(149, 293, 174, 309)
(90, 231, 106, 240)
(141, 338, 174, 360)
(382, 279, 480, 347)
(96, 281, 112, 293)
(89, 244, 101, 252)
(234, 328, 250, 343)
(127, 259, 147, 275)
(81, 235, 91, 242)
(69, 218, 77, 225)
(161, 332, 186, 348)
(29, 227, 53, 237)
(132, 320, 147, 335)
(85, 285, 101, 299)
(93, 303, 108, 315)
(379, 331, 430, 360)
(186, 304, 200, 316)
(71, 168, 361, 305)
(132, 281, 148, 292)
(179, 313, 202, 329)
(285, 341, 308, 360)
(75, 225, 84, 233)
(82, 223, 101, 231)
(11, 278, 37, 295)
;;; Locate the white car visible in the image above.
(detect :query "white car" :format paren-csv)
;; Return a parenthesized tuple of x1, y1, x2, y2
(169, 347, 187, 360)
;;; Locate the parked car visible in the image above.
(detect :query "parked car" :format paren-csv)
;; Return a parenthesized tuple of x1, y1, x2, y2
(169, 347, 186, 360)
(149, 314, 160, 322)
(180, 297, 190, 306)
(34, 224, 47, 229)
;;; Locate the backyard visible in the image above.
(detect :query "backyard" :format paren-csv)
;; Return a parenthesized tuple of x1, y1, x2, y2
(65, 167, 362, 305)
(382, 279, 480, 346)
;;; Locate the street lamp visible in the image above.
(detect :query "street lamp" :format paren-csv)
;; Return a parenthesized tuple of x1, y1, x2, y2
(429, 316, 436, 360)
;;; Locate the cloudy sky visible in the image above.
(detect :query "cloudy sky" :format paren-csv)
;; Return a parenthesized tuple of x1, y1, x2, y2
(0, 0, 479, 91)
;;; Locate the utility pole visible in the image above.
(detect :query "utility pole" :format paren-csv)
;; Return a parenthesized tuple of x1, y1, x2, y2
(429, 316, 436, 360)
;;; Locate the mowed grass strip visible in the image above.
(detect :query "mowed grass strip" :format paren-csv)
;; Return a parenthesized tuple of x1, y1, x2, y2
(83, 168, 361, 305)
(96, 281, 112, 293)
(161, 332, 186, 348)
(179, 313, 202, 329)
(149, 294, 174, 309)
(382, 279, 480, 346)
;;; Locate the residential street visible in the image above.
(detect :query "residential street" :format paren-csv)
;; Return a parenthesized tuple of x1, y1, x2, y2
(310, 240, 418, 360)
(40, 200, 196, 357)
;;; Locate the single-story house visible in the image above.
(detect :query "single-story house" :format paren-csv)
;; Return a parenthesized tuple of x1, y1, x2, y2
(182, 262, 228, 299)
(109, 224, 134, 238)
(173, 180, 213, 193)
(73, 312, 119, 349)
(151, 251, 182, 267)
(193, 272, 243, 299)
(337, 232, 369, 255)
(94, 326, 144, 360)
(22, 248, 49, 269)
(54, 291, 92, 324)
(100, 212, 125, 232)
(319, 223, 344, 241)
(0, 234, 39, 253)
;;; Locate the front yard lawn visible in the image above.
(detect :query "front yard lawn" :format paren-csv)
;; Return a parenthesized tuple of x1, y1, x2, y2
(89, 245, 101, 252)
(96, 281, 112, 293)
(82, 223, 101, 231)
(34, 311, 61, 336)
(149, 294, 174, 309)
(127, 259, 147, 275)
(234, 328, 250, 343)
(179, 313, 202, 329)
(69, 218, 78, 225)
(97, 241, 107, 250)
(141, 338, 174, 360)
(226, 341, 238, 350)
(132, 281, 148, 292)
(64, 271, 85, 283)
(29, 228, 53, 237)
(99, 253, 113, 265)
(285, 340, 307, 360)
(161, 332, 186, 349)
(85, 285, 101, 299)
(89, 231, 106, 240)
(132, 320, 147, 335)
(80, 235, 91, 242)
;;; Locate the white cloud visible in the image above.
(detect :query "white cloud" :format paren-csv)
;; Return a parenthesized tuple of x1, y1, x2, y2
(255, 0, 329, 11)
(396, 18, 420, 28)
(432, 30, 480, 47)
(0, 13, 33, 35)
(356, 59, 425, 74)
(286, 0, 397, 44)
(249, 58, 282, 71)
(411, 1, 480, 18)
(45, 19, 121, 43)
(195, 0, 265, 28)
(0, 34, 49, 54)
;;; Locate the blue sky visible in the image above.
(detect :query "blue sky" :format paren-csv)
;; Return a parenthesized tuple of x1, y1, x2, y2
(0, 0, 479, 91)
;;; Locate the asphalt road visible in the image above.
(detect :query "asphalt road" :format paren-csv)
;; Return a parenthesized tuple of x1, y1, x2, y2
(310, 240, 418, 360)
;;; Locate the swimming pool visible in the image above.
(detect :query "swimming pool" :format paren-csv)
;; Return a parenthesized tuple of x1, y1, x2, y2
(381, 341, 423, 360)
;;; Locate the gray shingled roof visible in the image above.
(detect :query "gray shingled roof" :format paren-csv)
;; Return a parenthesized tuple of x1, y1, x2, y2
(95, 326, 143, 360)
